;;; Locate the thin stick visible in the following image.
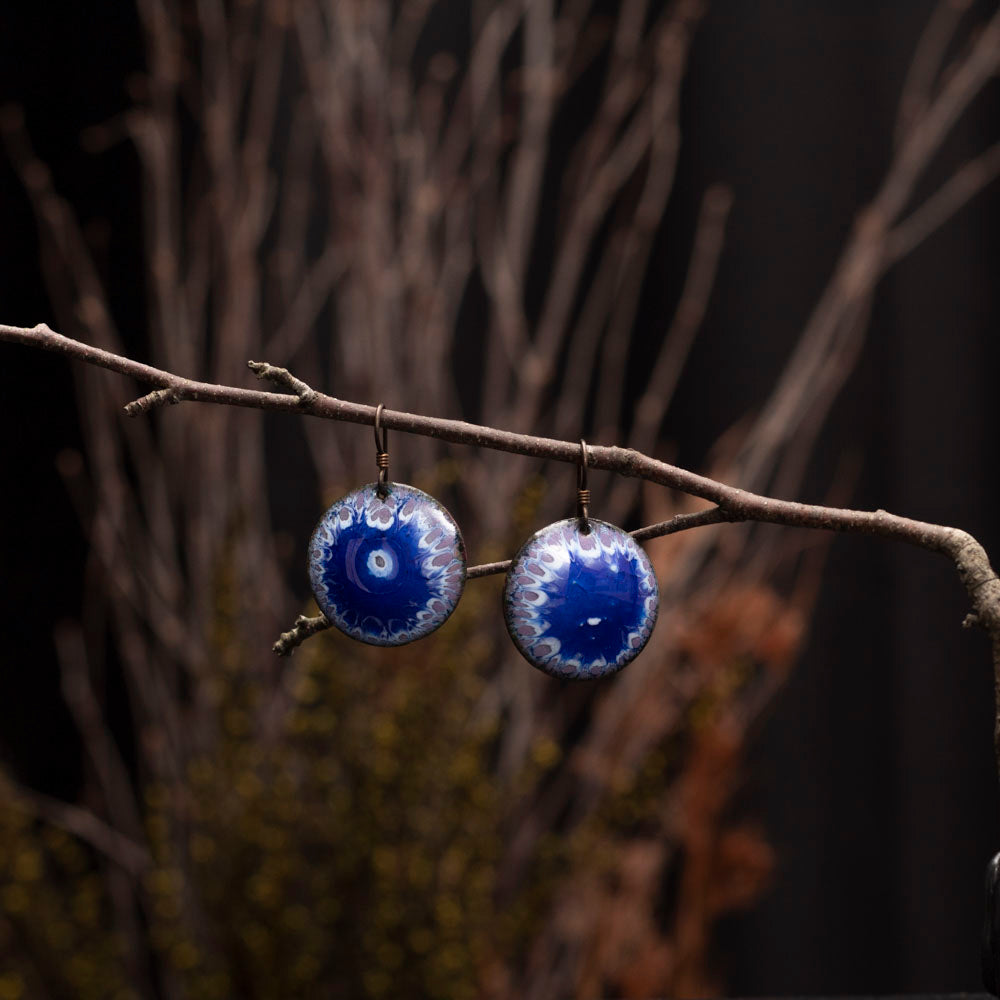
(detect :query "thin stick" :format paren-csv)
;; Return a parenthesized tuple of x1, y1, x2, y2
(0, 321, 991, 552)
(894, 0, 973, 148)
(4, 321, 1000, 772)
(273, 614, 332, 656)
(468, 508, 735, 579)
(886, 139, 1000, 264)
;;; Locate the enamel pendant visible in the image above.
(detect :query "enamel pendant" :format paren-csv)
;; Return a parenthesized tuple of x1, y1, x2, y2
(307, 406, 466, 646)
(503, 441, 658, 679)
(309, 483, 466, 646)
(504, 517, 658, 679)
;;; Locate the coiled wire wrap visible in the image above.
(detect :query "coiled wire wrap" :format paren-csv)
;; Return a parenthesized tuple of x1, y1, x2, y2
(577, 439, 591, 532)
(374, 404, 389, 498)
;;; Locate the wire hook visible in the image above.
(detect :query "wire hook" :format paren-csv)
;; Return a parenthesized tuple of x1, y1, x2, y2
(577, 439, 591, 532)
(374, 404, 389, 498)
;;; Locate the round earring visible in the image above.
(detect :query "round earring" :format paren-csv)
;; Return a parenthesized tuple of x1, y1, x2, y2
(308, 405, 467, 646)
(503, 441, 659, 680)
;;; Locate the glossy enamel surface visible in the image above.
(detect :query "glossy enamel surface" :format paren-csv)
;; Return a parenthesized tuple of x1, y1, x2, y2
(309, 483, 466, 646)
(503, 518, 658, 679)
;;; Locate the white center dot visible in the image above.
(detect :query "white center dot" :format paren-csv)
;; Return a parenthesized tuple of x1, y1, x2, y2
(367, 548, 395, 577)
(587, 617, 601, 626)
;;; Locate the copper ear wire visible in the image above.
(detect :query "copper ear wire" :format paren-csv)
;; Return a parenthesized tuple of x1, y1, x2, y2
(374, 404, 389, 498)
(577, 439, 591, 533)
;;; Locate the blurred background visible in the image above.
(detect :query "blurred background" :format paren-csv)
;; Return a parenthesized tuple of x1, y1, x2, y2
(1, 1, 999, 997)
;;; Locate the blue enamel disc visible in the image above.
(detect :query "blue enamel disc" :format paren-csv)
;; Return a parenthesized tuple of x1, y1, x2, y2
(308, 483, 466, 646)
(503, 518, 658, 679)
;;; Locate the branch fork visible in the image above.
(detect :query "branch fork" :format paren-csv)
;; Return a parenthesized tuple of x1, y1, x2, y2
(123, 386, 183, 416)
(247, 360, 319, 405)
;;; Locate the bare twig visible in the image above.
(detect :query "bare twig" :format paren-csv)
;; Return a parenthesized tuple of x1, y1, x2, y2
(468, 560, 514, 581)
(468, 507, 735, 583)
(273, 614, 331, 656)
(894, 0, 972, 148)
(124, 386, 181, 416)
(629, 506, 734, 544)
(1, 321, 993, 562)
(886, 139, 1000, 263)
(5, 321, 1000, 773)
(247, 359, 319, 404)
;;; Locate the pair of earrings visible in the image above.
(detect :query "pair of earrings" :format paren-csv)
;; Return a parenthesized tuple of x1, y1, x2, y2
(307, 408, 659, 679)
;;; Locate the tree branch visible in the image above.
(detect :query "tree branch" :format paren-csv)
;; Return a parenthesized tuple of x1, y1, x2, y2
(4, 321, 1000, 775)
(273, 613, 331, 656)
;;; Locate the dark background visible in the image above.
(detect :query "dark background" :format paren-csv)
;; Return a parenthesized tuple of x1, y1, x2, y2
(2, 1, 999, 995)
